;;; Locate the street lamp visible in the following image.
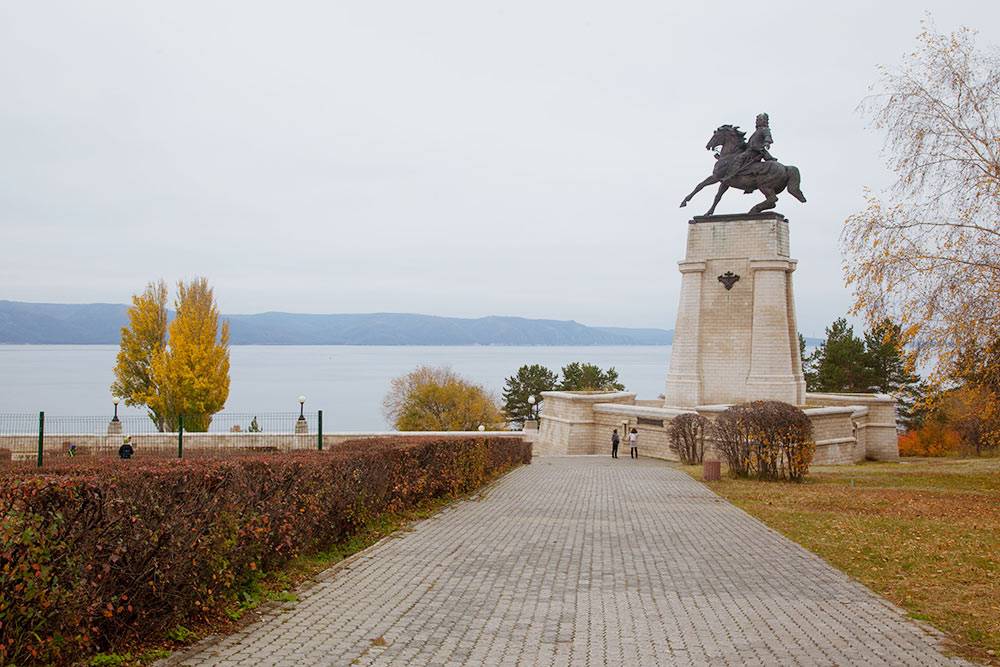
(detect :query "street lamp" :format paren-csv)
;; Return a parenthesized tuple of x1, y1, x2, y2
(298, 395, 306, 421)
(112, 397, 120, 422)
(527, 395, 536, 420)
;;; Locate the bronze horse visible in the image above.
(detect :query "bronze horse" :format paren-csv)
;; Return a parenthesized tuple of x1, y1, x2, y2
(679, 125, 806, 216)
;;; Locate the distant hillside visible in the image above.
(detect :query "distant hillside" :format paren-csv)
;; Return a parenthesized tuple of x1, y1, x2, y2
(0, 301, 129, 344)
(0, 301, 674, 346)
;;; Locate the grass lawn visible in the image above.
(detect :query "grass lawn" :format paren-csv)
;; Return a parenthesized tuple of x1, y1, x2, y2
(684, 457, 1000, 665)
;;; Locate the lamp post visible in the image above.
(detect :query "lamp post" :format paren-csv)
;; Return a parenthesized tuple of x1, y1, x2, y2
(108, 397, 123, 435)
(527, 395, 536, 421)
(298, 395, 306, 421)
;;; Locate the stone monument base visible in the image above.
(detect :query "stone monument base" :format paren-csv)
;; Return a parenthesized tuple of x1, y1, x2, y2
(535, 390, 898, 464)
(664, 213, 806, 407)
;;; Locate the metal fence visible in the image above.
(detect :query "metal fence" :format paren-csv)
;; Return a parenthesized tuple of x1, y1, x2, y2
(0, 410, 325, 467)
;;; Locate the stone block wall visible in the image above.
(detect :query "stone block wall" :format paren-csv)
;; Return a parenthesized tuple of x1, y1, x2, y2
(593, 404, 696, 460)
(664, 214, 805, 408)
(806, 393, 899, 461)
(802, 407, 864, 464)
(537, 390, 900, 463)
(535, 392, 636, 456)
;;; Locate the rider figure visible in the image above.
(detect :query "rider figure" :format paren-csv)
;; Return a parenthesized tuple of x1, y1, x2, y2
(725, 113, 776, 192)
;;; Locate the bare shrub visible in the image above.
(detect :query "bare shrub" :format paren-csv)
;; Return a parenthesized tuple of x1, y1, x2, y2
(668, 413, 709, 464)
(712, 401, 815, 481)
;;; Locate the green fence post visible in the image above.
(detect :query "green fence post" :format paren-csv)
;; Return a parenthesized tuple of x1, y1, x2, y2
(318, 410, 323, 451)
(37, 411, 44, 468)
(178, 415, 184, 459)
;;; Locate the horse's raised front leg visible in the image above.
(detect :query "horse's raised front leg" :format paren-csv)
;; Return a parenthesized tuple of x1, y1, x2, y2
(705, 183, 729, 216)
(749, 186, 778, 214)
(680, 175, 718, 208)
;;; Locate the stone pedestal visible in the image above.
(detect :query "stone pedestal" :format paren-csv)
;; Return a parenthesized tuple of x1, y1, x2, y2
(664, 213, 806, 407)
(107, 419, 122, 436)
(294, 418, 308, 434)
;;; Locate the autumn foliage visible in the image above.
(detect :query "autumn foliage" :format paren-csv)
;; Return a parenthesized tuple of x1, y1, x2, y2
(712, 401, 815, 482)
(668, 413, 709, 464)
(842, 23, 1000, 385)
(0, 437, 530, 665)
(111, 281, 169, 429)
(112, 278, 230, 432)
(897, 424, 961, 457)
(383, 366, 503, 431)
(148, 278, 230, 432)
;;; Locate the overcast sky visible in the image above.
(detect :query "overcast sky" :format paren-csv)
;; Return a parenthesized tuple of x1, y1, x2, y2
(1, 1, 997, 336)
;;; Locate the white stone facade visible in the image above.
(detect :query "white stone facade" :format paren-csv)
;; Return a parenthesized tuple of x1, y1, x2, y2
(664, 213, 806, 407)
(535, 391, 898, 464)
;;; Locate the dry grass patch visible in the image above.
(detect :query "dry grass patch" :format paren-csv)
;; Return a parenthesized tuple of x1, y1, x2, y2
(683, 457, 1000, 665)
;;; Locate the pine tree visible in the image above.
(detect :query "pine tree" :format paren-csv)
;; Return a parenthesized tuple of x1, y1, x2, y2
(148, 278, 231, 432)
(863, 319, 925, 429)
(806, 318, 871, 393)
(558, 362, 625, 392)
(501, 364, 558, 427)
(799, 333, 818, 390)
(807, 317, 926, 429)
(111, 280, 169, 429)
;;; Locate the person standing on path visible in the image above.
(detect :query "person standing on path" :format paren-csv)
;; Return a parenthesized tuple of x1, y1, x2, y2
(611, 429, 620, 459)
(628, 428, 639, 459)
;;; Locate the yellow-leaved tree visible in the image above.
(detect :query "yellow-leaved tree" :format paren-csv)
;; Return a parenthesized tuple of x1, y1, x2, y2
(383, 366, 503, 431)
(148, 278, 231, 432)
(113, 277, 230, 432)
(112, 280, 169, 429)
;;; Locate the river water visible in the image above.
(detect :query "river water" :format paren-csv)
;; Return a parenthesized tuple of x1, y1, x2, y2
(0, 345, 672, 430)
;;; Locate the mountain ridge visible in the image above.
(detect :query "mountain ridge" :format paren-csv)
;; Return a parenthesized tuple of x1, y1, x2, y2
(0, 300, 676, 346)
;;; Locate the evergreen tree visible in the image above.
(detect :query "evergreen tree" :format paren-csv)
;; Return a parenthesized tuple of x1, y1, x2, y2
(558, 362, 625, 392)
(501, 364, 558, 427)
(799, 333, 818, 390)
(806, 318, 872, 393)
(807, 317, 926, 429)
(863, 319, 925, 429)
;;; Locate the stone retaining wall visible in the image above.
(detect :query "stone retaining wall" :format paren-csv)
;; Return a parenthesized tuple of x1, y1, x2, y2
(806, 392, 898, 461)
(537, 390, 899, 463)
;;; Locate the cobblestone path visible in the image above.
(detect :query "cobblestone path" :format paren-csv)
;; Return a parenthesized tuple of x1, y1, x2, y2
(169, 457, 968, 666)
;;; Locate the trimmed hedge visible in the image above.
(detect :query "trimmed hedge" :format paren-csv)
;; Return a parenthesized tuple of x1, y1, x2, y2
(0, 437, 530, 665)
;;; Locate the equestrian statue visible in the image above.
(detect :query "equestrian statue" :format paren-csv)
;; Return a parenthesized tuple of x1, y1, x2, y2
(679, 113, 806, 216)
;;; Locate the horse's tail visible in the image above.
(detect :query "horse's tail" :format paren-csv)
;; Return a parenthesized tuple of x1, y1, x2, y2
(786, 165, 806, 202)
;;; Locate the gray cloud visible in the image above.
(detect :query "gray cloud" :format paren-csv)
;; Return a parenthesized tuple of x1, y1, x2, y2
(2, 1, 997, 336)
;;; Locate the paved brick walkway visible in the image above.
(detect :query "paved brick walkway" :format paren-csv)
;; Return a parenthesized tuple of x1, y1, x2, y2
(169, 457, 968, 666)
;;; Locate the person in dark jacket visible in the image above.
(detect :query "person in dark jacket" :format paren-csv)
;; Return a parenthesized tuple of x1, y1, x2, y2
(118, 436, 134, 460)
(611, 429, 620, 459)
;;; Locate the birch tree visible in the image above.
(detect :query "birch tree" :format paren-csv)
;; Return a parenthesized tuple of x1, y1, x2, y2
(842, 21, 1000, 382)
